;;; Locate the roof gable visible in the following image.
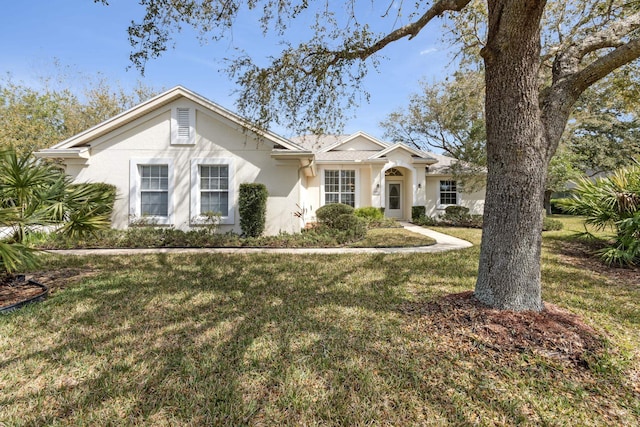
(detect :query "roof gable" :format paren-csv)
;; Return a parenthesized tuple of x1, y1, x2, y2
(321, 131, 388, 152)
(368, 142, 437, 162)
(45, 86, 306, 153)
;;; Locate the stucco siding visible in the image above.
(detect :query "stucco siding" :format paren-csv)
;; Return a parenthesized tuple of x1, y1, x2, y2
(424, 176, 485, 216)
(63, 100, 302, 234)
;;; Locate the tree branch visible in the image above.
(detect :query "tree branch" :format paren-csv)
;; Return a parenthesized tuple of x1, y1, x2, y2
(554, 11, 640, 80)
(327, 0, 471, 64)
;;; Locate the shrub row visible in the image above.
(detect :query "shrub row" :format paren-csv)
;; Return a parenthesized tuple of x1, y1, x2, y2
(411, 205, 563, 231)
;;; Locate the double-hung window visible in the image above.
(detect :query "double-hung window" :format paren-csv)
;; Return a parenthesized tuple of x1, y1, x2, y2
(324, 170, 356, 207)
(200, 165, 229, 215)
(439, 180, 458, 206)
(140, 165, 169, 216)
(130, 159, 174, 224)
(190, 158, 235, 224)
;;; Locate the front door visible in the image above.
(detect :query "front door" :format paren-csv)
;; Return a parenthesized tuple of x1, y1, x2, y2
(386, 181, 402, 219)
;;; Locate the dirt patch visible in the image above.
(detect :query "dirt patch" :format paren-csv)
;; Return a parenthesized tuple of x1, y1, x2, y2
(0, 268, 98, 309)
(400, 291, 606, 367)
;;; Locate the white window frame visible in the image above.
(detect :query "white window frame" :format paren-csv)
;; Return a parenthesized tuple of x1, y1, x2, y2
(190, 158, 235, 225)
(171, 105, 196, 145)
(129, 158, 174, 225)
(437, 179, 459, 209)
(321, 168, 359, 208)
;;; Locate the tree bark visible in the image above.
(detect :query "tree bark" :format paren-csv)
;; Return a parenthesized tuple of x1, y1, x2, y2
(474, 0, 548, 311)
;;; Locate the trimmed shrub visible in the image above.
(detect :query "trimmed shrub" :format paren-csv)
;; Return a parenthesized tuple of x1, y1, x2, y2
(334, 213, 366, 232)
(354, 206, 384, 221)
(444, 205, 470, 216)
(412, 215, 438, 226)
(239, 183, 268, 237)
(412, 205, 426, 220)
(542, 217, 564, 231)
(315, 203, 354, 228)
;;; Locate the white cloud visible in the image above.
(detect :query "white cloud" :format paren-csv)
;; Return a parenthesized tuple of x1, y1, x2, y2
(419, 47, 438, 55)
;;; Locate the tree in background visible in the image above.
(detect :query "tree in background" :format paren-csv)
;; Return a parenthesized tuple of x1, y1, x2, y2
(380, 71, 487, 191)
(0, 74, 158, 154)
(99, 0, 640, 311)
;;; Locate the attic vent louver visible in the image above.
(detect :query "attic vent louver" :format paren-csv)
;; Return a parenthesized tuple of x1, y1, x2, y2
(177, 108, 191, 138)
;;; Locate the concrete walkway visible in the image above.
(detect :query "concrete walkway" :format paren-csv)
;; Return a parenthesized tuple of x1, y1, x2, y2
(45, 222, 472, 256)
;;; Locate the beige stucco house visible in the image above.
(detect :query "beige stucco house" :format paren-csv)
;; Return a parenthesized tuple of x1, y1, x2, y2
(36, 86, 485, 235)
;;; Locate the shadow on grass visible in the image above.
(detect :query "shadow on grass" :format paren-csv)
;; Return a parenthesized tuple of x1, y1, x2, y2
(1, 250, 638, 425)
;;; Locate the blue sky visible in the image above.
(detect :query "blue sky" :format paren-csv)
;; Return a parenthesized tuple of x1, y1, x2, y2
(0, 1, 454, 139)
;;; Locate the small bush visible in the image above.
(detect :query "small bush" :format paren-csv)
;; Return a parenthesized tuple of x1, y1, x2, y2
(239, 183, 268, 237)
(412, 206, 426, 220)
(438, 205, 483, 228)
(542, 217, 564, 231)
(444, 205, 470, 216)
(316, 203, 354, 228)
(354, 206, 384, 221)
(334, 213, 366, 233)
(412, 216, 438, 226)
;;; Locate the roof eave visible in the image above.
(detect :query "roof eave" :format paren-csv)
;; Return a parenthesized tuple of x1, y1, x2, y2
(34, 148, 90, 160)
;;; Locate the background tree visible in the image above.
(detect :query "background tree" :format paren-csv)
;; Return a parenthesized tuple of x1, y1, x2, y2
(99, 0, 640, 311)
(380, 71, 486, 191)
(0, 74, 158, 154)
(565, 74, 640, 176)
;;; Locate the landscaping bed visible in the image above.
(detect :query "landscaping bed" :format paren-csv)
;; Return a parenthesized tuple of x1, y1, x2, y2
(0, 275, 48, 312)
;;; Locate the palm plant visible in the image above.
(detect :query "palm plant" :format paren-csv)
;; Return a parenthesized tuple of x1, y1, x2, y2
(0, 149, 114, 273)
(561, 166, 640, 265)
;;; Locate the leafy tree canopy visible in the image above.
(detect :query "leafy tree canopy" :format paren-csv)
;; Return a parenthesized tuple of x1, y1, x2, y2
(0, 72, 159, 154)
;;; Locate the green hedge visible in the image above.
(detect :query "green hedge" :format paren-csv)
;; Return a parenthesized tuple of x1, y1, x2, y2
(354, 206, 384, 220)
(411, 205, 426, 220)
(239, 183, 268, 237)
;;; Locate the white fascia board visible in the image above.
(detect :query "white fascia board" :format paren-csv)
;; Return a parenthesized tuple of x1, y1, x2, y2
(33, 147, 90, 160)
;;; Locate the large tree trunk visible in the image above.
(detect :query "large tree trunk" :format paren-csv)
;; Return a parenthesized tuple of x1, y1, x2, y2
(474, 0, 548, 311)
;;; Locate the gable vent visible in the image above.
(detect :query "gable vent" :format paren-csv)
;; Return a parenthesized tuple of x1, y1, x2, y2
(177, 108, 191, 138)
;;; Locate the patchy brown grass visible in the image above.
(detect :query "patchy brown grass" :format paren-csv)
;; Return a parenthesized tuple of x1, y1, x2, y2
(0, 218, 638, 425)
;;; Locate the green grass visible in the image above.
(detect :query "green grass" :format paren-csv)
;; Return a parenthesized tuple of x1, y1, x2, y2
(1, 216, 638, 425)
(348, 228, 436, 248)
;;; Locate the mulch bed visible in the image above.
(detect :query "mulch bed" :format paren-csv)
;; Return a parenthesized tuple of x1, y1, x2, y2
(0, 268, 97, 310)
(0, 276, 46, 308)
(400, 291, 606, 367)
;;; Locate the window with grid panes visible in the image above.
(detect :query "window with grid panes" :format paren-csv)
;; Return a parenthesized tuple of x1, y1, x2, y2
(200, 165, 229, 215)
(439, 180, 458, 206)
(325, 170, 355, 207)
(140, 165, 169, 216)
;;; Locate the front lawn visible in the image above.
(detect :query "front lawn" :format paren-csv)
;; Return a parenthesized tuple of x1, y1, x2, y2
(1, 217, 638, 425)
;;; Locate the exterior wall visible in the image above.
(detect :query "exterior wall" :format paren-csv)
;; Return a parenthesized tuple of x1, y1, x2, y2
(307, 163, 376, 221)
(64, 99, 303, 235)
(424, 175, 486, 217)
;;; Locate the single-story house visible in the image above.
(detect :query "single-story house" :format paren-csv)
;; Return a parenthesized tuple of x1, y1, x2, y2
(36, 86, 485, 235)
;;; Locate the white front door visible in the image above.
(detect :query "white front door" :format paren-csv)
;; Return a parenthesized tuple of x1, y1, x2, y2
(386, 181, 402, 219)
